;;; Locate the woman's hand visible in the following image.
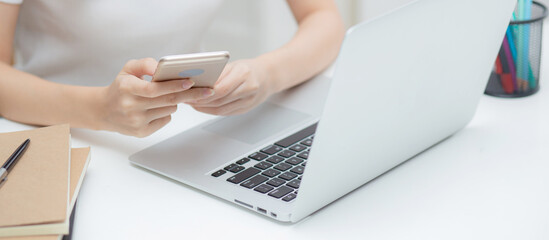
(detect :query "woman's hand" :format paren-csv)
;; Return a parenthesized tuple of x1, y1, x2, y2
(186, 59, 275, 116)
(96, 58, 214, 137)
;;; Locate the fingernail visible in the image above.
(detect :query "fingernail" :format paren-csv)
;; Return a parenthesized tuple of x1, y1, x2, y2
(182, 80, 194, 89)
(202, 89, 215, 98)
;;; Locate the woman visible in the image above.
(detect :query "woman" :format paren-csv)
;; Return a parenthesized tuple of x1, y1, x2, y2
(0, 0, 344, 137)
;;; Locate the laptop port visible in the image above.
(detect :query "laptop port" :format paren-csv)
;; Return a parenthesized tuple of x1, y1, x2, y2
(234, 199, 253, 209)
(270, 212, 277, 218)
(257, 207, 267, 214)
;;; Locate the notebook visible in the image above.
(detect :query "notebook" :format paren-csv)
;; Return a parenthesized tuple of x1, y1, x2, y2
(0, 147, 91, 240)
(0, 125, 71, 237)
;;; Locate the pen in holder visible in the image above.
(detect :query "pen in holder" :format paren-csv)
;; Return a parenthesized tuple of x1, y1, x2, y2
(485, 1, 547, 98)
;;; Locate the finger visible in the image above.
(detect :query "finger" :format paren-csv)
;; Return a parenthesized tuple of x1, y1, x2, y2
(192, 96, 254, 116)
(145, 105, 177, 122)
(218, 63, 233, 81)
(129, 79, 195, 98)
(137, 115, 172, 138)
(200, 65, 246, 102)
(121, 58, 158, 78)
(189, 82, 253, 108)
(145, 87, 214, 109)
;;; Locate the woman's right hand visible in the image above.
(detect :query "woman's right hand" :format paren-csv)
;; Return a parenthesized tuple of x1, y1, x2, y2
(96, 58, 214, 137)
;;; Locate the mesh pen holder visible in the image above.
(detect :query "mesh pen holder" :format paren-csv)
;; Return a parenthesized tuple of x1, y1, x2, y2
(485, 1, 547, 98)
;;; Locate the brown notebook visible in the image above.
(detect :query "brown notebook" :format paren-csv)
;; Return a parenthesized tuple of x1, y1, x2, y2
(0, 147, 91, 240)
(0, 125, 71, 236)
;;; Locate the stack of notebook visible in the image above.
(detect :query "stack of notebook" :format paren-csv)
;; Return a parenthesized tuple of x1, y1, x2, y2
(0, 125, 91, 240)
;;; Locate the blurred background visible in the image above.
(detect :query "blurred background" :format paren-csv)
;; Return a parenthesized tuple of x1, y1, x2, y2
(204, 0, 549, 60)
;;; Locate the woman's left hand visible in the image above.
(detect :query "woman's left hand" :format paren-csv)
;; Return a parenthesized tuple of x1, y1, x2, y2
(186, 59, 275, 116)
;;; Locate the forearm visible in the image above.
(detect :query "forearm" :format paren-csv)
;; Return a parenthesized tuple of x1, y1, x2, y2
(0, 63, 103, 129)
(256, 9, 345, 93)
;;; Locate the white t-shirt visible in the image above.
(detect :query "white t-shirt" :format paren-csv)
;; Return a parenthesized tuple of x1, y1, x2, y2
(4, 0, 224, 86)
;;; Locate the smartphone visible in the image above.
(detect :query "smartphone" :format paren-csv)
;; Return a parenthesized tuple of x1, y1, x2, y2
(152, 51, 230, 88)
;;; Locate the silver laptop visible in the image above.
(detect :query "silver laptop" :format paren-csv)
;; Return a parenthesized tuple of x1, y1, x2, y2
(130, 0, 516, 222)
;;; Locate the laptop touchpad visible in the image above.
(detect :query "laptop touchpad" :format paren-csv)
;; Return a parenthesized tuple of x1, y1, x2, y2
(202, 103, 310, 145)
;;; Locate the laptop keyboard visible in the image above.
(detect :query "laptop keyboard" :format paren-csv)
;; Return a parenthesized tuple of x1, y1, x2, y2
(210, 123, 317, 202)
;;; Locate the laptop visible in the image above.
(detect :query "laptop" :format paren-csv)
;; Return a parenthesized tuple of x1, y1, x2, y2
(130, 0, 517, 222)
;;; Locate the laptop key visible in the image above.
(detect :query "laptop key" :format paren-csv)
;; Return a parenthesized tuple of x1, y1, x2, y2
(278, 150, 296, 158)
(266, 178, 286, 187)
(269, 186, 294, 199)
(240, 175, 268, 189)
(211, 169, 226, 177)
(236, 158, 250, 165)
(261, 145, 283, 155)
(297, 151, 309, 159)
(279, 172, 298, 181)
(290, 166, 304, 174)
(227, 167, 261, 184)
(285, 157, 303, 165)
(249, 152, 268, 161)
(274, 162, 292, 171)
(287, 179, 301, 189)
(262, 169, 281, 178)
(289, 144, 307, 152)
(275, 123, 318, 148)
(300, 139, 313, 146)
(229, 166, 245, 173)
(254, 162, 273, 170)
(266, 156, 284, 164)
(254, 184, 274, 194)
(282, 193, 297, 202)
(224, 163, 238, 171)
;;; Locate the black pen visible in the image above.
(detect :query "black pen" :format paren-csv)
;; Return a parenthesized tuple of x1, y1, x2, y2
(0, 138, 30, 189)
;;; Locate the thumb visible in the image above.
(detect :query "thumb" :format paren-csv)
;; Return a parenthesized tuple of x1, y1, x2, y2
(121, 58, 158, 78)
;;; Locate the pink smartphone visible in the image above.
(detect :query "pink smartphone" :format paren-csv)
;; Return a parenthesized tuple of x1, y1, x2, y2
(152, 51, 230, 88)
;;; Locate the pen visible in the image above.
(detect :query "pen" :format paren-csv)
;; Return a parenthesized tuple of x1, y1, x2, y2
(0, 138, 30, 189)
(517, 0, 533, 89)
(502, 35, 518, 91)
(523, 0, 534, 89)
(498, 40, 515, 93)
(510, 9, 535, 91)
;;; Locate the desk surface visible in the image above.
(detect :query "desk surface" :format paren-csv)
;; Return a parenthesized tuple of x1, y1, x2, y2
(2, 37, 549, 240)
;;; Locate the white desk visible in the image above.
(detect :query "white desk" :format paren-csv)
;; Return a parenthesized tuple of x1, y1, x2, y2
(2, 40, 549, 240)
